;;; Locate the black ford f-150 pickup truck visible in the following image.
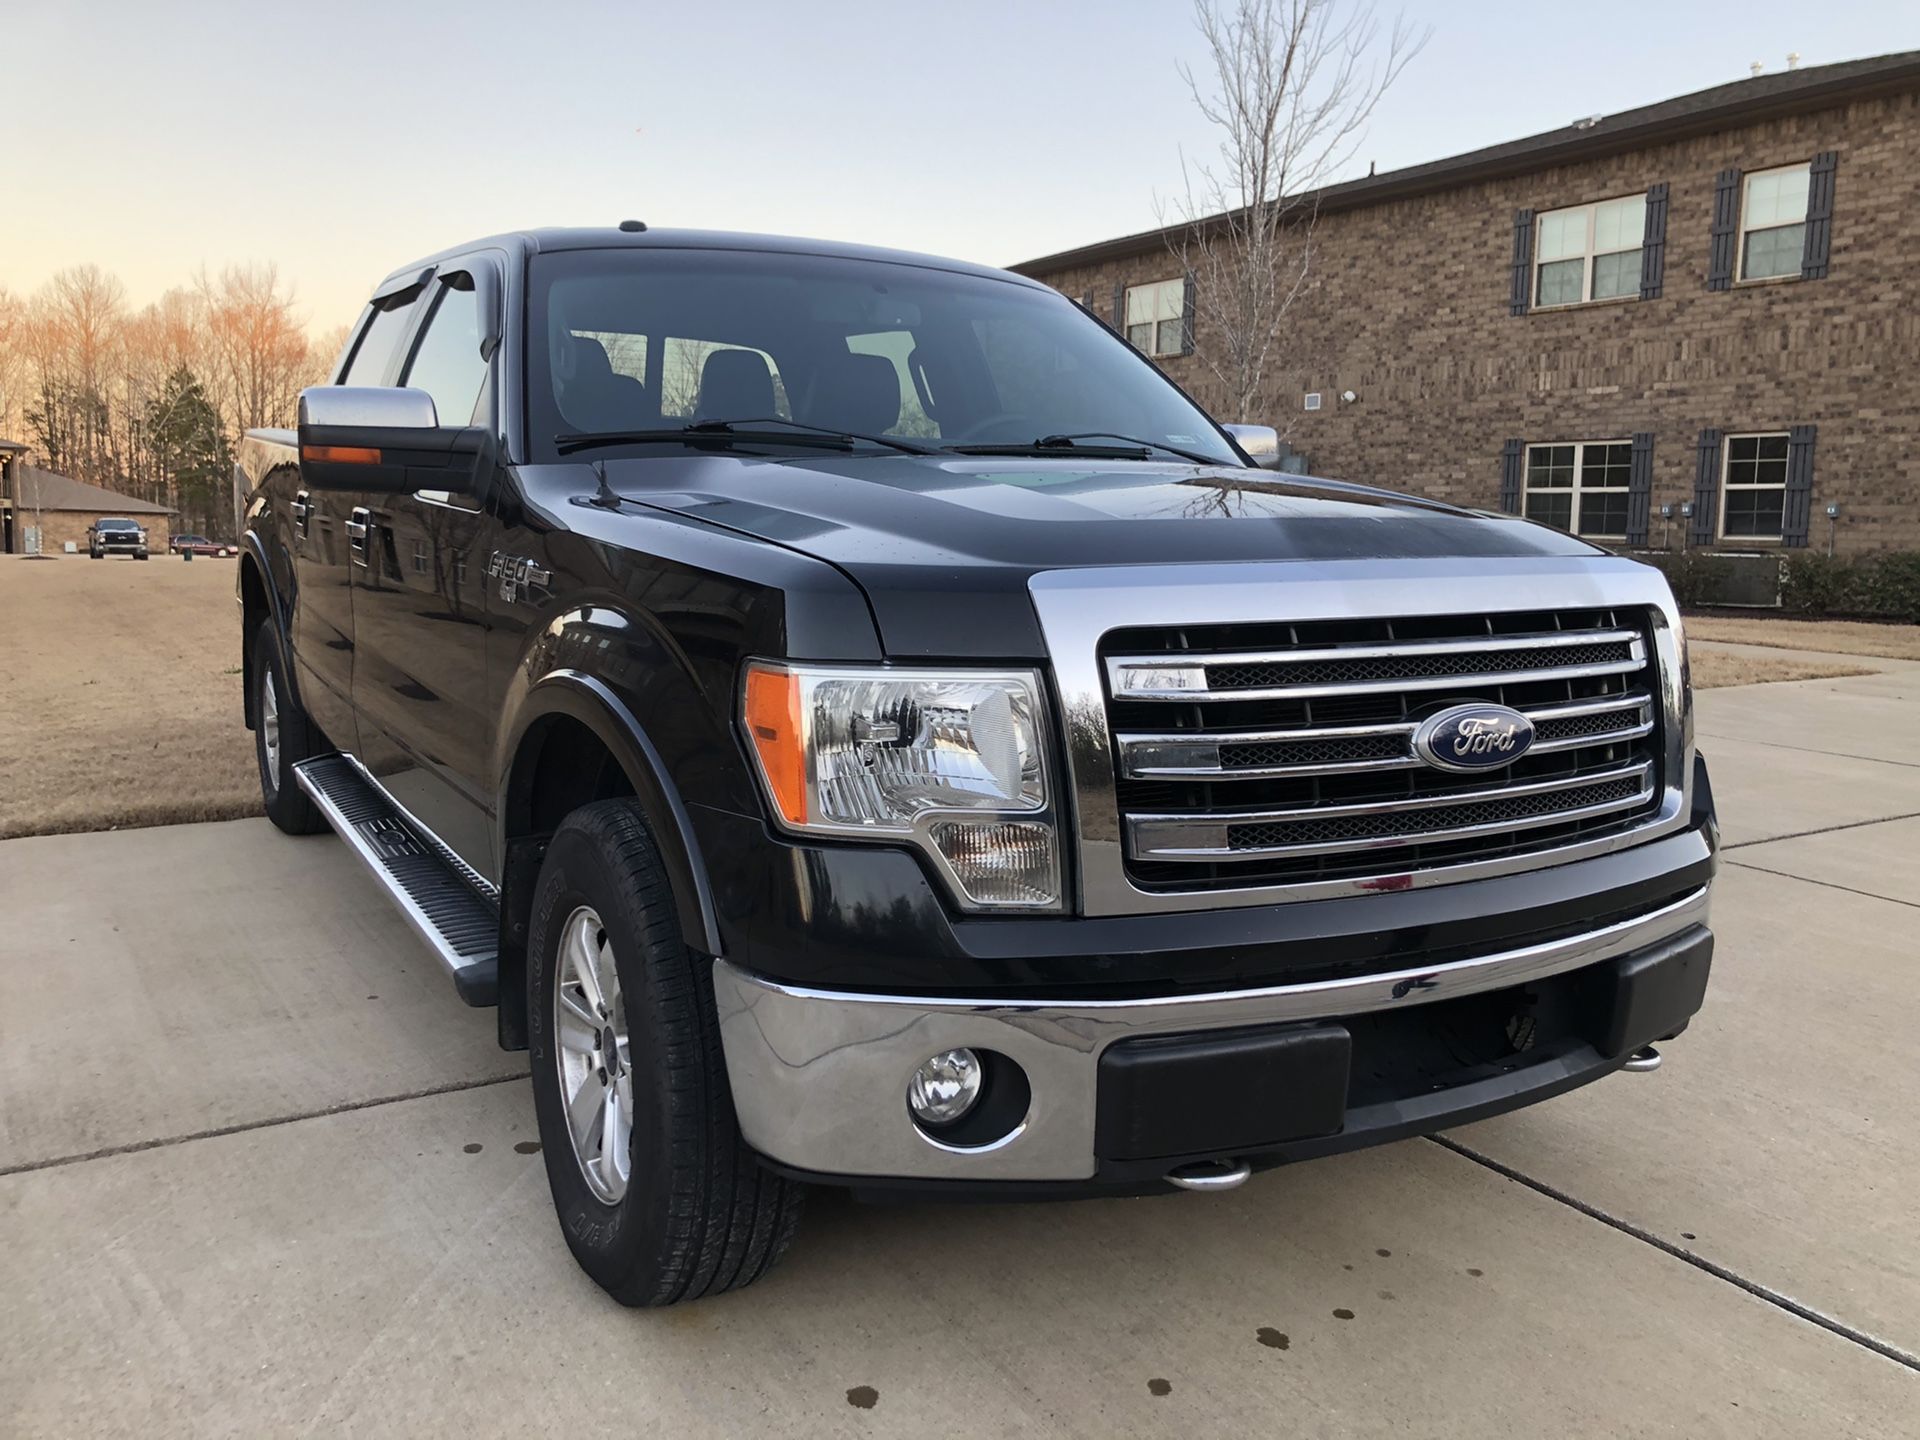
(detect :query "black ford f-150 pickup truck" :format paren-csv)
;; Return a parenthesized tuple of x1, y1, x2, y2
(236, 225, 1716, 1306)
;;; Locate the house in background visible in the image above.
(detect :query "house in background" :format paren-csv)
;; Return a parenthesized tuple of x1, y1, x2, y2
(1015, 52, 1920, 573)
(0, 446, 174, 555)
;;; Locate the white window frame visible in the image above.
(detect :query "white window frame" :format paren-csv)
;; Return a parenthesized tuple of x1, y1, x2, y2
(1736, 162, 1812, 283)
(1124, 278, 1185, 358)
(1718, 431, 1791, 543)
(1533, 195, 1647, 308)
(1522, 440, 1634, 539)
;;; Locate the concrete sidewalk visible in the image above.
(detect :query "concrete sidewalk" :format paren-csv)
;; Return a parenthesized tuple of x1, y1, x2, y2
(5, 665, 1918, 1437)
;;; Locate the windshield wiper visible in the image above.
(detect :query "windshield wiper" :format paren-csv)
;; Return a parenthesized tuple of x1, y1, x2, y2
(944, 432, 1216, 465)
(1039, 432, 1219, 465)
(556, 417, 937, 457)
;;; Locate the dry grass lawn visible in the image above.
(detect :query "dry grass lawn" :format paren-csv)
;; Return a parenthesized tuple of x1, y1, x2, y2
(0, 555, 261, 839)
(1689, 647, 1873, 690)
(1688, 615, 1920, 662)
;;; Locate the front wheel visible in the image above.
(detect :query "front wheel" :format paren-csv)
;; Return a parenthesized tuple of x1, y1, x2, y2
(527, 800, 805, 1306)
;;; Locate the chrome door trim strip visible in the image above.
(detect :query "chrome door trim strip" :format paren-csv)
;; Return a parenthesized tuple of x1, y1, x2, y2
(1027, 557, 1694, 917)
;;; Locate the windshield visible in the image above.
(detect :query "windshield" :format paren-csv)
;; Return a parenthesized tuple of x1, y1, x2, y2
(526, 248, 1241, 466)
(96, 519, 139, 530)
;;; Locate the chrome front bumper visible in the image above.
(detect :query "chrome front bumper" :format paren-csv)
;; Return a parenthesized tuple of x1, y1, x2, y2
(712, 884, 1712, 1183)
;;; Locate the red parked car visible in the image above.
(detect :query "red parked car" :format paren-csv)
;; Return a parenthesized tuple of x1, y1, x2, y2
(169, 534, 235, 557)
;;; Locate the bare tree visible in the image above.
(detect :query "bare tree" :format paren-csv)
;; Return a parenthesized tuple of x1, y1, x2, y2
(0, 288, 25, 440)
(1165, 0, 1426, 422)
(197, 262, 313, 439)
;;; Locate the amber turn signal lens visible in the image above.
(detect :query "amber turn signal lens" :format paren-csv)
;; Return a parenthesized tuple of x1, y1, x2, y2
(744, 665, 806, 825)
(301, 444, 382, 464)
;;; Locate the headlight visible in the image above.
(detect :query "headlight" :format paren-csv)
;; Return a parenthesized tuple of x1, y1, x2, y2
(742, 662, 1062, 911)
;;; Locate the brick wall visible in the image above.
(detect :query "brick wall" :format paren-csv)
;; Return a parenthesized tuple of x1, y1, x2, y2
(1033, 91, 1920, 557)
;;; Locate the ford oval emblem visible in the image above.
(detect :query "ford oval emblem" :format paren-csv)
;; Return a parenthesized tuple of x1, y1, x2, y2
(1412, 703, 1535, 772)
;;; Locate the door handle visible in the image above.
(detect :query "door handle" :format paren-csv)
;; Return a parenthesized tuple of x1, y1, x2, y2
(291, 490, 311, 536)
(345, 507, 371, 567)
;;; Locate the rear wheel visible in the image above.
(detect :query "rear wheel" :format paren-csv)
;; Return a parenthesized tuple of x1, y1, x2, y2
(252, 618, 327, 834)
(527, 800, 805, 1306)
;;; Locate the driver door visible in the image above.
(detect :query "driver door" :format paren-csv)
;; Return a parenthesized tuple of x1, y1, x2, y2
(348, 260, 502, 874)
(288, 277, 429, 748)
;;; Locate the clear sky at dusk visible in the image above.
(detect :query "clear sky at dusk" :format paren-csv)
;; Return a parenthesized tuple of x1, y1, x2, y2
(4, 0, 1916, 334)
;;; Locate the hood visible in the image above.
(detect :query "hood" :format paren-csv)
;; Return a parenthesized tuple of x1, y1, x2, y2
(601, 453, 1601, 657)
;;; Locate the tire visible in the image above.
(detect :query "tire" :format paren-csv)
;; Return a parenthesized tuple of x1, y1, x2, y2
(90, 550, 101, 560)
(252, 617, 328, 834)
(137, 551, 149, 561)
(527, 800, 805, 1306)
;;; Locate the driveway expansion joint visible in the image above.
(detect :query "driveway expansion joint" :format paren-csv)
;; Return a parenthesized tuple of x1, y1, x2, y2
(1722, 810, 1920, 852)
(1696, 732, 1920, 771)
(1724, 858, 1920, 910)
(1429, 1134, 1920, 1375)
(0, 1072, 529, 1180)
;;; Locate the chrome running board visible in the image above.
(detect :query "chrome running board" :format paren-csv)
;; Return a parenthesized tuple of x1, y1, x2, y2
(294, 753, 499, 1005)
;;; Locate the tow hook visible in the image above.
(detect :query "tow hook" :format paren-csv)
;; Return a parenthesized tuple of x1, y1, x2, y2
(1165, 1158, 1252, 1192)
(1622, 1045, 1663, 1073)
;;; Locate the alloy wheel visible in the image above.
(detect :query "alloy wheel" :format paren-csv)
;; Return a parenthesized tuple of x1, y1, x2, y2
(553, 905, 633, 1203)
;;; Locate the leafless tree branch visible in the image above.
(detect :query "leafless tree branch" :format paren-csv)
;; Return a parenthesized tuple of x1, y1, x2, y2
(1160, 0, 1427, 422)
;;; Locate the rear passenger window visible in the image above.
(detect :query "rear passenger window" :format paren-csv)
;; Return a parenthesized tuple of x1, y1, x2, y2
(402, 276, 488, 426)
(340, 291, 420, 386)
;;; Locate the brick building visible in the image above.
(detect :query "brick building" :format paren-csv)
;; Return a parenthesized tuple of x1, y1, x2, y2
(0, 449, 173, 554)
(1015, 53, 1920, 566)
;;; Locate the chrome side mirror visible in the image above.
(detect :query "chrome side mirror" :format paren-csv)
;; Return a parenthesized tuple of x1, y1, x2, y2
(298, 385, 439, 432)
(1222, 423, 1282, 470)
(296, 386, 485, 494)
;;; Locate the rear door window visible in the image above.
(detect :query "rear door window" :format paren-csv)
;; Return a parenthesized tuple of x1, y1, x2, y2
(401, 275, 488, 426)
(340, 290, 422, 386)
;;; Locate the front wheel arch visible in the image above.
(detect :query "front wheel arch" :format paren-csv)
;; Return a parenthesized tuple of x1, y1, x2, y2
(494, 675, 724, 1052)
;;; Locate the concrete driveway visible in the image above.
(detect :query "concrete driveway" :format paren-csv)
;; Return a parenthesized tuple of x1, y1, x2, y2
(4, 654, 1918, 1437)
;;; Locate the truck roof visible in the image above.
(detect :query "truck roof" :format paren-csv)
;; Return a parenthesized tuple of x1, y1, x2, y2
(375, 226, 1049, 297)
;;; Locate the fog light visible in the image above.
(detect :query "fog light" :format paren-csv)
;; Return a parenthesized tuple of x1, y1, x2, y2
(907, 1049, 983, 1127)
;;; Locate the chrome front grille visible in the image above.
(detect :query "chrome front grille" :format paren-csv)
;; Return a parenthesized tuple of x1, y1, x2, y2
(1100, 607, 1666, 892)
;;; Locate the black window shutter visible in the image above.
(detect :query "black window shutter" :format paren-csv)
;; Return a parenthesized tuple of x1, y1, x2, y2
(1081, 289, 1094, 310)
(1509, 210, 1534, 316)
(1180, 270, 1196, 356)
(1639, 183, 1669, 300)
(1626, 432, 1655, 545)
(1690, 428, 1723, 544)
(1111, 281, 1127, 332)
(1707, 169, 1741, 290)
(1783, 424, 1817, 547)
(1802, 152, 1838, 279)
(1499, 439, 1524, 514)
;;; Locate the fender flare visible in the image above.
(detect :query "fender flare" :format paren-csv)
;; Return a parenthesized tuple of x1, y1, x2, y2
(498, 668, 725, 959)
(237, 531, 301, 722)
